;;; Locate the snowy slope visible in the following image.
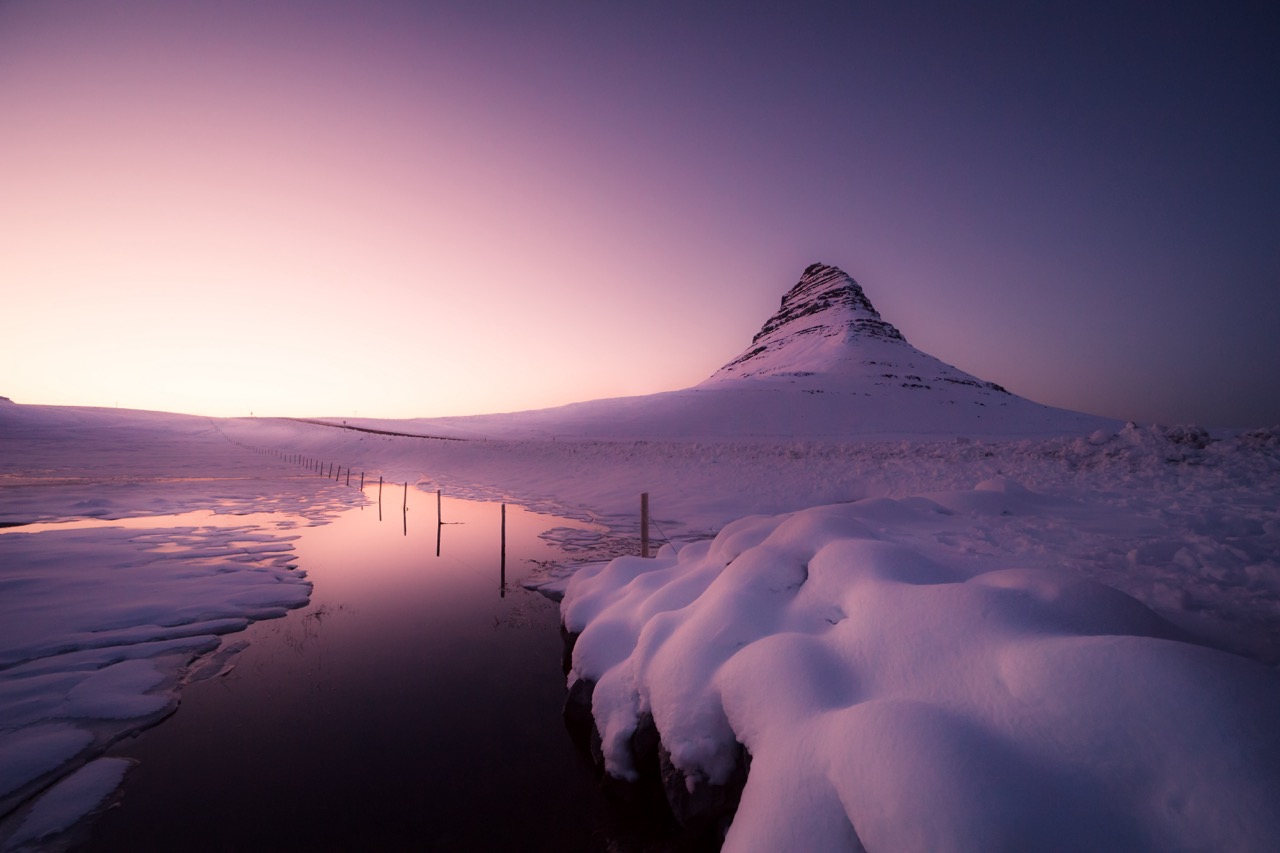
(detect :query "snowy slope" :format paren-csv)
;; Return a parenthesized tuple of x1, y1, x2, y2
(334, 264, 1116, 440)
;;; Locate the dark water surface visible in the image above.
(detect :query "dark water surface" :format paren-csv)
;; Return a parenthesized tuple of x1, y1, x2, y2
(87, 491, 640, 851)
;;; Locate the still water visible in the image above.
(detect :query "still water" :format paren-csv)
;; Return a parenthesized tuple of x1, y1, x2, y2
(86, 489, 651, 851)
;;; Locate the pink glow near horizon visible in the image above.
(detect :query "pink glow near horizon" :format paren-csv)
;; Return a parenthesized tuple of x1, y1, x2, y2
(3, 1, 1278, 426)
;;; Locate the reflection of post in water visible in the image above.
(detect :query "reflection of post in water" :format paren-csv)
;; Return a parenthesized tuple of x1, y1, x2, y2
(378, 476, 383, 522)
(436, 516, 442, 558)
(500, 502, 507, 598)
(403, 482, 408, 537)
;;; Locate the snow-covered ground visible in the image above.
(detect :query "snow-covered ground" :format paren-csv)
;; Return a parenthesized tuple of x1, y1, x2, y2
(214, 417, 1280, 664)
(3, 267, 1279, 849)
(4, 400, 1280, 850)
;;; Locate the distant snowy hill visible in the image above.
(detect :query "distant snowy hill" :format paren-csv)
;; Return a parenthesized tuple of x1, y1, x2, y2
(371, 263, 1116, 440)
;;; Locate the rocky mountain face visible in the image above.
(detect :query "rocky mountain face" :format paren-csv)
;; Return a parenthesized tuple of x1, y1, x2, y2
(734, 262, 906, 364)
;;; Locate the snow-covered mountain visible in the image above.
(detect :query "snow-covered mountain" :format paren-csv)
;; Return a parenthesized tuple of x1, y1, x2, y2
(362, 264, 1117, 440)
(705, 262, 1008, 398)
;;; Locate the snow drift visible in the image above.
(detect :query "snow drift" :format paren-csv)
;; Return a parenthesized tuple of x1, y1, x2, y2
(562, 482, 1280, 851)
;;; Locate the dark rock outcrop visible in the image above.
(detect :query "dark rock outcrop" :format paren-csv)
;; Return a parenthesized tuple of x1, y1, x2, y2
(752, 262, 905, 346)
(658, 740, 750, 837)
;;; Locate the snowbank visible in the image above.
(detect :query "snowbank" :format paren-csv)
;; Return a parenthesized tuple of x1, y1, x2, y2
(562, 485, 1280, 851)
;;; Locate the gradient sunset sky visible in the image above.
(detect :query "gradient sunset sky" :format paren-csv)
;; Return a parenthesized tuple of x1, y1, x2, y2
(3, 0, 1277, 426)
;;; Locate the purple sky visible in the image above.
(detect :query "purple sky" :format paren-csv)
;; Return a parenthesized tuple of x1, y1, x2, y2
(3, 0, 1278, 426)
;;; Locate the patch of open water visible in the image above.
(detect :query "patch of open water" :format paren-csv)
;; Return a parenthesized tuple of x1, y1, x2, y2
(81, 489, 683, 851)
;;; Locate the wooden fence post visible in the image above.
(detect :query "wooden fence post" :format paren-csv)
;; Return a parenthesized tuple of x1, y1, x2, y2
(641, 492, 650, 558)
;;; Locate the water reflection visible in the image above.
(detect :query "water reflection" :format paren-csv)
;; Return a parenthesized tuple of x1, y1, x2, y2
(0, 508, 305, 537)
(353, 483, 543, 601)
(90, 492, 621, 851)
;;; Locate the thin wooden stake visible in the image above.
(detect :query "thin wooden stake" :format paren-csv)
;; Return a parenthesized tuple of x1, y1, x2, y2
(641, 492, 650, 558)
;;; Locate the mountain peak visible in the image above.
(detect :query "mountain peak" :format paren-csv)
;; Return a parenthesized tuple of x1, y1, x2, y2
(755, 263, 905, 346)
(708, 263, 908, 380)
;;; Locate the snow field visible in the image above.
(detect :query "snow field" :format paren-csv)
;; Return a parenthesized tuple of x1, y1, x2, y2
(250, 418, 1280, 662)
(4, 399, 1278, 850)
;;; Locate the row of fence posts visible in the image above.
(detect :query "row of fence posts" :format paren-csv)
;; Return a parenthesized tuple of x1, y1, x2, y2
(232, 444, 657, 592)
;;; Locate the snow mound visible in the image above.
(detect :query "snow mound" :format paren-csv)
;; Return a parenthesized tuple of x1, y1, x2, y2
(563, 488, 1280, 851)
